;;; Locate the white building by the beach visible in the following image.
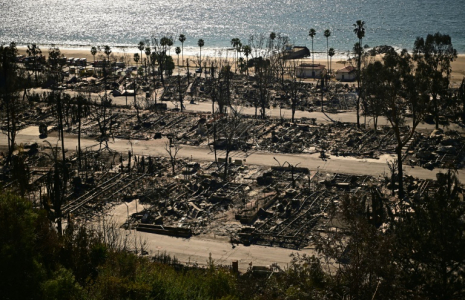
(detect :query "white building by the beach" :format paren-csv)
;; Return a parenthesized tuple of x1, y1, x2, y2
(335, 65, 357, 82)
(295, 63, 326, 78)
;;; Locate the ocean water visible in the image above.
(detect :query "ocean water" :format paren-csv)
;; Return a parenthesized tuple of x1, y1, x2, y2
(1, 0, 464, 58)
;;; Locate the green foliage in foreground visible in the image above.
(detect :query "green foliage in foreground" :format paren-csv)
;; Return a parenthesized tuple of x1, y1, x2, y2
(0, 191, 243, 300)
(0, 190, 326, 300)
(1, 174, 465, 300)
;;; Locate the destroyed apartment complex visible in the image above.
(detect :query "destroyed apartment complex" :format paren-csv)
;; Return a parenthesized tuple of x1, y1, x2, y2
(2, 46, 465, 260)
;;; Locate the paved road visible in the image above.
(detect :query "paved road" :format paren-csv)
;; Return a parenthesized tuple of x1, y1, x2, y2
(4, 129, 460, 182)
(29, 88, 464, 132)
(99, 201, 316, 271)
(137, 229, 315, 272)
(133, 96, 461, 132)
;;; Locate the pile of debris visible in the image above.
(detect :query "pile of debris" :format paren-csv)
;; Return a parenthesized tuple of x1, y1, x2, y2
(406, 129, 465, 169)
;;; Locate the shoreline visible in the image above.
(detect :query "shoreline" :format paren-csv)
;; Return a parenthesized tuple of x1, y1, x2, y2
(16, 45, 465, 85)
(15, 43, 465, 59)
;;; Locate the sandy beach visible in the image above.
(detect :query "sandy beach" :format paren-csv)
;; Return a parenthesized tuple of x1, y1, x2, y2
(17, 46, 465, 85)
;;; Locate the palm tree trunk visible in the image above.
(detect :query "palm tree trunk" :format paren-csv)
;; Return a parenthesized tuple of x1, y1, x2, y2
(235, 50, 238, 74)
(330, 57, 332, 75)
(356, 38, 362, 128)
(178, 56, 182, 112)
(326, 39, 329, 72)
(311, 39, 314, 78)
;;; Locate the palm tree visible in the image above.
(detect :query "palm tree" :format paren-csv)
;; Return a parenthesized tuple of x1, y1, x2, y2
(167, 38, 173, 56)
(175, 46, 182, 111)
(175, 46, 181, 72)
(103, 45, 112, 72)
(97, 45, 102, 62)
(150, 52, 158, 85)
(178, 34, 186, 66)
(133, 53, 140, 73)
(133, 53, 140, 107)
(159, 37, 171, 86)
(138, 41, 145, 70)
(198, 39, 204, 69)
(353, 21, 366, 73)
(324, 29, 331, 72)
(353, 20, 366, 50)
(104, 45, 111, 61)
(308, 28, 316, 77)
(243, 45, 251, 76)
(328, 47, 335, 75)
(27, 43, 41, 84)
(48, 46, 62, 83)
(236, 41, 242, 72)
(144, 46, 151, 80)
(160, 36, 170, 57)
(90, 46, 97, 64)
(269, 32, 276, 50)
(238, 57, 245, 74)
(145, 46, 151, 61)
(231, 38, 241, 73)
(353, 20, 366, 128)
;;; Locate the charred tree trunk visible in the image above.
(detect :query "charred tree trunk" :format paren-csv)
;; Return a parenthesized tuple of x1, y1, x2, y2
(396, 146, 404, 199)
(178, 75, 183, 112)
(187, 59, 190, 86)
(433, 94, 439, 130)
(77, 101, 82, 169)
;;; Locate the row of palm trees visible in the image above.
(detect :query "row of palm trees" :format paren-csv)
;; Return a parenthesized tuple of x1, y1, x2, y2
(89, 21, 365, 80)
(90, 35, 204, 70)
(90, 45, 112, 65)
(192, 22, 365, 76)
(308, 21, 365, 76)
(308, 28, 335, 75)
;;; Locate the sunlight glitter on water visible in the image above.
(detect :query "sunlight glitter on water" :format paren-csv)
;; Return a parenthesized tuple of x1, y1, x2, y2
(1, 0, 464, 53)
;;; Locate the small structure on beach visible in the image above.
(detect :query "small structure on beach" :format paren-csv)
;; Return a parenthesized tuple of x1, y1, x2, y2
(283, 46, 310, 59)
(335, 66, 357, 82)
(295, 63, 326, 78)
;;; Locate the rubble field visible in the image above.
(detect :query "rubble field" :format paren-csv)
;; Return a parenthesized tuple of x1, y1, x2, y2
(2, 142, 446, 250)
